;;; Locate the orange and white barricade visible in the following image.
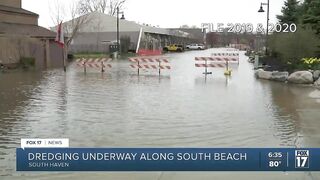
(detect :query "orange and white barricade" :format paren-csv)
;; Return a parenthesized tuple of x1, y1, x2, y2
(195, 52, 239, 76)
(76, 58, 112, 73)
(129, 57, 171, 76)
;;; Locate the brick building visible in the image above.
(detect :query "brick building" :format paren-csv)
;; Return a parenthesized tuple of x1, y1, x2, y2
(0, 0, 63, 69)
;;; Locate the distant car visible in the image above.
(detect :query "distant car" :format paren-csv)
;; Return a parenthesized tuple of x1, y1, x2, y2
(186, 44, 205, 50)
(163, 44, 184, 52)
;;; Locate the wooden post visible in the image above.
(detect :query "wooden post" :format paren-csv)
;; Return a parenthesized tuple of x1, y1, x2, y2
(62, 47, 66, 72)
(45, 39, 50, 69)
(159, 61, 161, 76)
(226, 59, 229, 71)
(138, 61, 140, 76)
(101, 61, 105, 73)
(205, 59, 208, 74)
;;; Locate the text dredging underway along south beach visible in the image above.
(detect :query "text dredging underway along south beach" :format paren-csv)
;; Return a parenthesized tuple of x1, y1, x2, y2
(28, 152, 247, 161)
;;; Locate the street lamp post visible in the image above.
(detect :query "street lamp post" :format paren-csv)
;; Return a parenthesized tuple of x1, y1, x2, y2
(202, 27, 207, 48)
(116, 7, 125, 54)
(258, 0, 270, 55)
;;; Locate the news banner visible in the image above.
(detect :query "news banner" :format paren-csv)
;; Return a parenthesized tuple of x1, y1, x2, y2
(17, 139, 320, 171)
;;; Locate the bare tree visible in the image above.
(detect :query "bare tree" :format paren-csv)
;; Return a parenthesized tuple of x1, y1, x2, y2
(180, 25, 199, 29)
(50, 0, 91, 52)
(78, 0, 103, 14)
(180, 25, 190, 28)
(78, 0, 126, 16)
(108, 0, 126, 16)
(50, 0, 92, 71)
(65, 2, 91, 48)
(50, 0, 66, 26)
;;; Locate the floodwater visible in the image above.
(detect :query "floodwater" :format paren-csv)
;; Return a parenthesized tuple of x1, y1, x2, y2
(0, 48, 320, 179)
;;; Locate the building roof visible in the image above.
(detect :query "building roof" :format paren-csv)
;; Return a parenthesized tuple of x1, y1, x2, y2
(169, 28, 204, 40)
(0, 22, 56, 38)
(0, 5, 38, 16)
(59, 12, 191, 37)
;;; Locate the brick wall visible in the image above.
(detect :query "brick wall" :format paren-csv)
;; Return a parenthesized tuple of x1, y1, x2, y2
(0, 0, 21, 8)
(0, 35, 63, 69)
(0, 11, 38, 25)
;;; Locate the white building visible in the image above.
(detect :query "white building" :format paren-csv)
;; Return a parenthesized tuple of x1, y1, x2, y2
(60, 12, 198, 53)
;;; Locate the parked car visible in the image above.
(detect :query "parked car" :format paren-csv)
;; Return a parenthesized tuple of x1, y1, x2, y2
(186, 44, 205, 50)
(163, 44, 184, 52)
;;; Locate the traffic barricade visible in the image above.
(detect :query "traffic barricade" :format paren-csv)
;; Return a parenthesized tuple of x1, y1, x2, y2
(76, 58, 112, 73)
(195, 52, 240, 76)
(129, 57, 171, 76)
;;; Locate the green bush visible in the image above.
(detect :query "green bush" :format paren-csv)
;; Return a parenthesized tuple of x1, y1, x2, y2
(300, 57, 320, 70)
(269, 26, 320, 67)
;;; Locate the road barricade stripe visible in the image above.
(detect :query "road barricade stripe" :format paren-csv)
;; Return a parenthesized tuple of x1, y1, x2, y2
(195, 64, 226, 68)
(75, 58, 113, 72)
(195, 57, 238, 62)
(129, 57, 171, 75)
(129, 58, 169, 63)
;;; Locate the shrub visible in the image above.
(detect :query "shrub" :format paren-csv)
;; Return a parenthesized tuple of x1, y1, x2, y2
(20, 57, 35, 69)
(268, 26, 320, 66)
(300, 57, 320, 70)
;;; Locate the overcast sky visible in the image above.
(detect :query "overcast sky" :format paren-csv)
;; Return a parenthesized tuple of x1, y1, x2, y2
(22, 0, 284, 29)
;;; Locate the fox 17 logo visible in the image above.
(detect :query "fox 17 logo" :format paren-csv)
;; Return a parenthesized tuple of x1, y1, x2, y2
(295, 150, 309, 168)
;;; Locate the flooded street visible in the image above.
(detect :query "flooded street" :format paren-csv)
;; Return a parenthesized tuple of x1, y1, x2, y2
(1, 48, 320, 179)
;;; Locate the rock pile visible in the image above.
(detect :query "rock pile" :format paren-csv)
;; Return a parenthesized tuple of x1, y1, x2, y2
(255, 69, 320, 88)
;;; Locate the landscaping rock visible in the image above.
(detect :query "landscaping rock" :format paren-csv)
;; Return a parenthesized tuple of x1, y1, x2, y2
(288, 71, 314, 84)
(270, 71, 289, 82)
(313, 70, 320, 81)
(315, 78, 320, 89)
(255, 69, 272, 80)
(255, 69, 288, 82)
(254, 69, 261, 78)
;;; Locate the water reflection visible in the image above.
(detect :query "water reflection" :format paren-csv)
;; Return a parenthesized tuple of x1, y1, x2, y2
(0, 49, 319, 179)
(266, 81, 320, 147)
